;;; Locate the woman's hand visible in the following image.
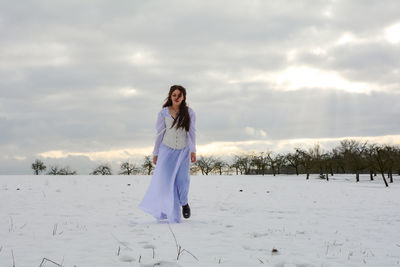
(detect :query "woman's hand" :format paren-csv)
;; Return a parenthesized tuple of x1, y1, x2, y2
(191, 152, 196, 163)
(153, 155, 158, 165)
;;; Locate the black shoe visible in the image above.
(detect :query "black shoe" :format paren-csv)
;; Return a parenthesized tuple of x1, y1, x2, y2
(182, 204, 191, 219)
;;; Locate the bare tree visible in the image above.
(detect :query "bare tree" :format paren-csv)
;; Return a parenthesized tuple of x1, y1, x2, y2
(371, 145, 389, 187)
(380, 145, 396, 183)
(286, 150, 301, 175)
(296, 148, 312, 179)
(92, 164, 112, 175)
(337, 140, 367, 182)
(195, 156, 216, 175)
(141, 155, 154, 175)
(190, 164, 200, 175)
(309, 143, 325, 177)
(230, 158, 241, 175)
(320, 152, 333, 181)
(251, 152, 268, 175)
(234, 154, 253, 175)
(47, 166, 60, 175)
(120, 161, 139, 175)
(59, 167, 77, 175)
(394, 146, 400, 176)
(365, 144, 378, 181)
(275, 154, 286, 175)
(32, 159, 46, 175)
(266, 152, 280, 176)
(331, 148, 346, 174)
(213, 158, 227, 175)
(47, 166, 77, 175)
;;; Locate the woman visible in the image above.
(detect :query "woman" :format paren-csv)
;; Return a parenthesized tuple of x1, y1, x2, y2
(139, 85, 196, 223)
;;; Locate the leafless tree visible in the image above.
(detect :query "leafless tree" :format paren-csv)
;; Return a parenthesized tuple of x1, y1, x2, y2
(320, 152, 333, 181)
(286, 150, 301, 175)
(190, 164, 200, 175)
(275, 154, 286, 175)
(120, 161, 139, 175)
(47, 166, 77, 175)
(365, 144, 379, 181)
(331, 148, 346, 174)
(141, 155, 154, 175)
(232, 154, 253, 175)
(195, 156, 216, 175)
(32, 159, 46, 175)
(371, 145, 389, 187)
(251, 152, 268, 175)
(337, 140, 368, 182)
(394, 146, 400, 176)
(296, 148, 312, 179)
(47, 166, 60, 175)
(230, 160, 241, 175)
(266, 152, 283, 176)
(212, 158, 227, 175)
(308, 143, 325, 176)
(92, 164, 112, 175)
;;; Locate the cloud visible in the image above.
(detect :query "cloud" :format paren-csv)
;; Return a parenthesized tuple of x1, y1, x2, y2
(39, 146, 153, 162)
(1, 0, 400, 173)
(385, 22, 400, 44)
(244, 127, 267, 138)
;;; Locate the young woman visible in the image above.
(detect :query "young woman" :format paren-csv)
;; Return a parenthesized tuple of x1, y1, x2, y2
(139, 85, 196, 223)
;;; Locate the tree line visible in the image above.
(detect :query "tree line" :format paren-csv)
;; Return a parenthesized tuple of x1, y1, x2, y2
(31, 155, 155, 176)
(192, 140, 399, 187)
(31, 139, 400, 187)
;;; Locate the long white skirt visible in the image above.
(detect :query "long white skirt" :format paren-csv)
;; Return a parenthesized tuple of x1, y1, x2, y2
(139, 143, 190, 223)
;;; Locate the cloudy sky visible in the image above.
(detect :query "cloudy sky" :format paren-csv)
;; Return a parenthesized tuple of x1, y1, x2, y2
(1, 0, 400, 174)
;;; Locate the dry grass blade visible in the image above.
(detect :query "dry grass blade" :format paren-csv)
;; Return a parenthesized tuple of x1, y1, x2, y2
(52, 223, 58, 236)
(167, 223, 179, 254)
(9, 217, 14, 232)
(39, 257, 63, 267)
(11, 249, 15, 267)
(179, 249, 199, 261)
(167, 223, 198, 261)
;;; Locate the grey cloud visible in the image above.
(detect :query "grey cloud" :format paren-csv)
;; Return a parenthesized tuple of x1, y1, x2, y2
(1, 0, 399, 174)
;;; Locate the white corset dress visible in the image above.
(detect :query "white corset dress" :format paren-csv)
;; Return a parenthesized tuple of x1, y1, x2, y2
(162, 116, 188, 149)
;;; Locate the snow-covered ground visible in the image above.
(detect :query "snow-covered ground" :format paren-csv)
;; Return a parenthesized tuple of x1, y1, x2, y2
(0, 174, 399, 267)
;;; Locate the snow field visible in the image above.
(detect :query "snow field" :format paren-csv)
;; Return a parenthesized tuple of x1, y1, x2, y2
(0, 174, 399, 266)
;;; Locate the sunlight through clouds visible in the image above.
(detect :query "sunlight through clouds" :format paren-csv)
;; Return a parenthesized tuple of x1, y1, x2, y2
(39, 147, 153, 162)
(231, 66, 376, 94)
(273, 66, 370, 93)
(119, 87, 139, 97)
(129, 51, 158, 65)
(336, 32, 360, 45)
(385, 22, 400, 44)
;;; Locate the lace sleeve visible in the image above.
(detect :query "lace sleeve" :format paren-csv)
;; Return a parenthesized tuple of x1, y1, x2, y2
(188, 108, 196, 153)
(152, 110, 166, 156)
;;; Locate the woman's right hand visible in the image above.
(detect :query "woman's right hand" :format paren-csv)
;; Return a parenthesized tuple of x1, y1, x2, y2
(153, 155, 158, 165)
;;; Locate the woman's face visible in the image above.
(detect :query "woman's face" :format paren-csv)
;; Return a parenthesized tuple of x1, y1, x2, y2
(171, 89, 184, 106)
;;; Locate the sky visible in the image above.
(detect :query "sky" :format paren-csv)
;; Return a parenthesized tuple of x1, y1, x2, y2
(1, 0, 400, 174)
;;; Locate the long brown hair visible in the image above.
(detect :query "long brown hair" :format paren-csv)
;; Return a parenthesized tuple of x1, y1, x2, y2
(162, 85, 191, 131)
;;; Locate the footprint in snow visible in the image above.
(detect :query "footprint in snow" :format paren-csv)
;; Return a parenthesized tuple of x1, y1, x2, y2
(119, 255, 136, 262)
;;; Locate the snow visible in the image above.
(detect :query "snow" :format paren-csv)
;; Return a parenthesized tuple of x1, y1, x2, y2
(1, 174, 399, 267)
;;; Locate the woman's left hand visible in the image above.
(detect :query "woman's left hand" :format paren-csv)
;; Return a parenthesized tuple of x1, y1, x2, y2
(191, 152, 196, 163)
